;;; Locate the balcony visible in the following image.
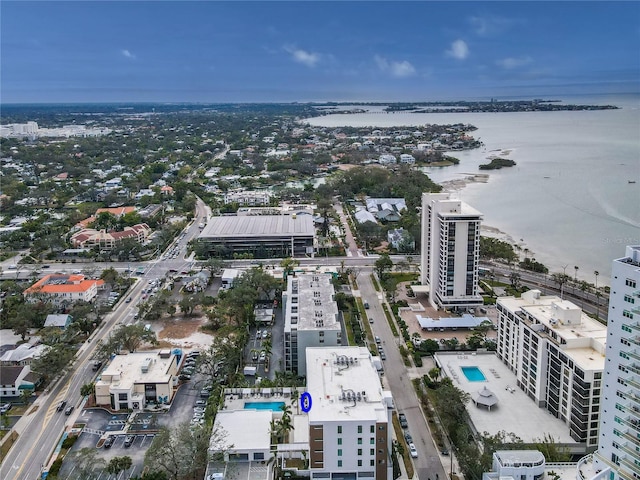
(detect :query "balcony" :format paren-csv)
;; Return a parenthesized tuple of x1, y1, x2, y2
(618, 428, 640, 444)
(618, 416, 640, 432)
(618, 440, 640, 458)
(625, 322, 640, 332)
(618, 454, 640, 474)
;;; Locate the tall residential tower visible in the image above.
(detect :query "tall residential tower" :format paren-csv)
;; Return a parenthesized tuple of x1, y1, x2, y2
(420, 192, 483, 310)
(592, 245, 640, 479)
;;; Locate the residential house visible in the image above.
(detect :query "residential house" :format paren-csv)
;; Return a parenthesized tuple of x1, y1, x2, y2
(44, 314, 73, 330)
(0, 365, 38, 397)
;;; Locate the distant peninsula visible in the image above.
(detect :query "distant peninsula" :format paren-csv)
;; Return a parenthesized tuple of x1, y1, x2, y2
(386, 99, 618, 113)
(313, 99, 618, 114)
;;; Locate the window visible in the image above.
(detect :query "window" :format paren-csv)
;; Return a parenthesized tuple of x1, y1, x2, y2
(358, 438, 362, 445)
(625, 278, 637, 288)
(370, 438, 375, 444)
(370, 425, 375, 433)
(370, 460, 375, 467)
(358, 425, 362, 433)
(358, 460, 363, 467)
(358, 449, 362, 456)
(338, 460, 342, 467)
(624, 294, 635, 304)
(370, 448, 375, 455)
(337, 438, 342, 445)
(337, 425, 342, 434)
(118, 393, 128, 401)
(337, 449, 342, 456)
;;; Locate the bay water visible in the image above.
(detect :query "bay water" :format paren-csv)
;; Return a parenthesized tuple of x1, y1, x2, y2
(305, 95, 640, 285)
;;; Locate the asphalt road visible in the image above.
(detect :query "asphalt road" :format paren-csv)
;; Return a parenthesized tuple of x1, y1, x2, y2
(0, 201, 210, 480)
(358, 271, 445, 480)
(0, 198, 609, 479)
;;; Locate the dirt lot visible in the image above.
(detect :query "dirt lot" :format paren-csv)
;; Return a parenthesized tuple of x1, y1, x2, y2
(152, 314, 215, 350)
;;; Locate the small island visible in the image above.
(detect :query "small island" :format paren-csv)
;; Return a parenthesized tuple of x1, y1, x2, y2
(479, 158, 516, 170)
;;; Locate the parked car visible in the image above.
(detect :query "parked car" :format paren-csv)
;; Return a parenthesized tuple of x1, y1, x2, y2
(369, 317, 374, 324)
(262, 330, 268, 339)
(193, 407, 206, 413)
(64, 405, 74, 415)
(0, 403, 12, 414)
(104, 436, 115, 448)
(364, 301, 370, 309)
(56, 400, 67, 412)
(398, 413, 408, 428)
(124, 435, 135, 447)
(409, 443, 418, 458)
(195, 400, 207, 407)
(404, 432, 413, 444)
(441, 448, 450, 456)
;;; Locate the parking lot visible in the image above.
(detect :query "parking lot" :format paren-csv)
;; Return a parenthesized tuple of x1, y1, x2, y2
(57, 356, 208, 478)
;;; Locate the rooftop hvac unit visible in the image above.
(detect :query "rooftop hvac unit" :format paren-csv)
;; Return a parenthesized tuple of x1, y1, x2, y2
(356, 392, 362, 402)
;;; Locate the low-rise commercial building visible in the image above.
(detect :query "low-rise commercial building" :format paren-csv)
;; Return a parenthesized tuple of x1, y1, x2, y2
(94, 351, 179, 411)
(198, 215, 315, 258)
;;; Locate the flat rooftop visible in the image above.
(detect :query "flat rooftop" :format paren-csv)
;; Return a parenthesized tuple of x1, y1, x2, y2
(285, 273, 340, 331)
(214, 409, 272, 451)
(434, 352, 577, 447)
(306, 346, 390, 424)
(98, 351, 174, 389)
(199, 215, 315, 238)
(499, 293, 606, 371)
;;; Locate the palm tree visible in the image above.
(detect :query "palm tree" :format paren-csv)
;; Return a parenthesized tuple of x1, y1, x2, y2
(278, 404, 294, 443)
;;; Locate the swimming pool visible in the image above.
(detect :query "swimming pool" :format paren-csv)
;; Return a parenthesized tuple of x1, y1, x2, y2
(244, 401, 285, 411)
(461, 366, 486, 382)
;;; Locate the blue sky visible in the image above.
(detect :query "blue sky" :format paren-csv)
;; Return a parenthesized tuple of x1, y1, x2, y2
(2, 1, 639, 103)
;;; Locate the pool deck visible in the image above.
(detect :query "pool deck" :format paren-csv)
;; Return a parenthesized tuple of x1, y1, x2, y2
(223, 388, 295, 412)
(434, 352, 578, 448)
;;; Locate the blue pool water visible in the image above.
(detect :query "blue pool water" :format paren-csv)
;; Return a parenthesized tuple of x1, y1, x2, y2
(461, 366, 486, 382)
(244, 401, 285, 411)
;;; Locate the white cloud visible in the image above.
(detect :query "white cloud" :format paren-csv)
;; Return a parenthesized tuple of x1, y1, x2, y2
(445, 40, 469, 60)
(497, 56, 533, 69)
(284, 46, 320, 67)
(374, 55, 416, 78)
(121, 49, 136, 60)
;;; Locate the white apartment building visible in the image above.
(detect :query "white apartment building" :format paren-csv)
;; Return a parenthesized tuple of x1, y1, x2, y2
(496, 290, 606, 447)
(283, 273, 341, 375)
(223, 190, 271, 206)
(420, 192, 483, 310)
(592, 245, 640, 479)
(306, 347, 394, 480)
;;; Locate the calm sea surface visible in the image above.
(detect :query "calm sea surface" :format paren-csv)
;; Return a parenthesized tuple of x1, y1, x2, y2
(305, 96, 640, 285)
